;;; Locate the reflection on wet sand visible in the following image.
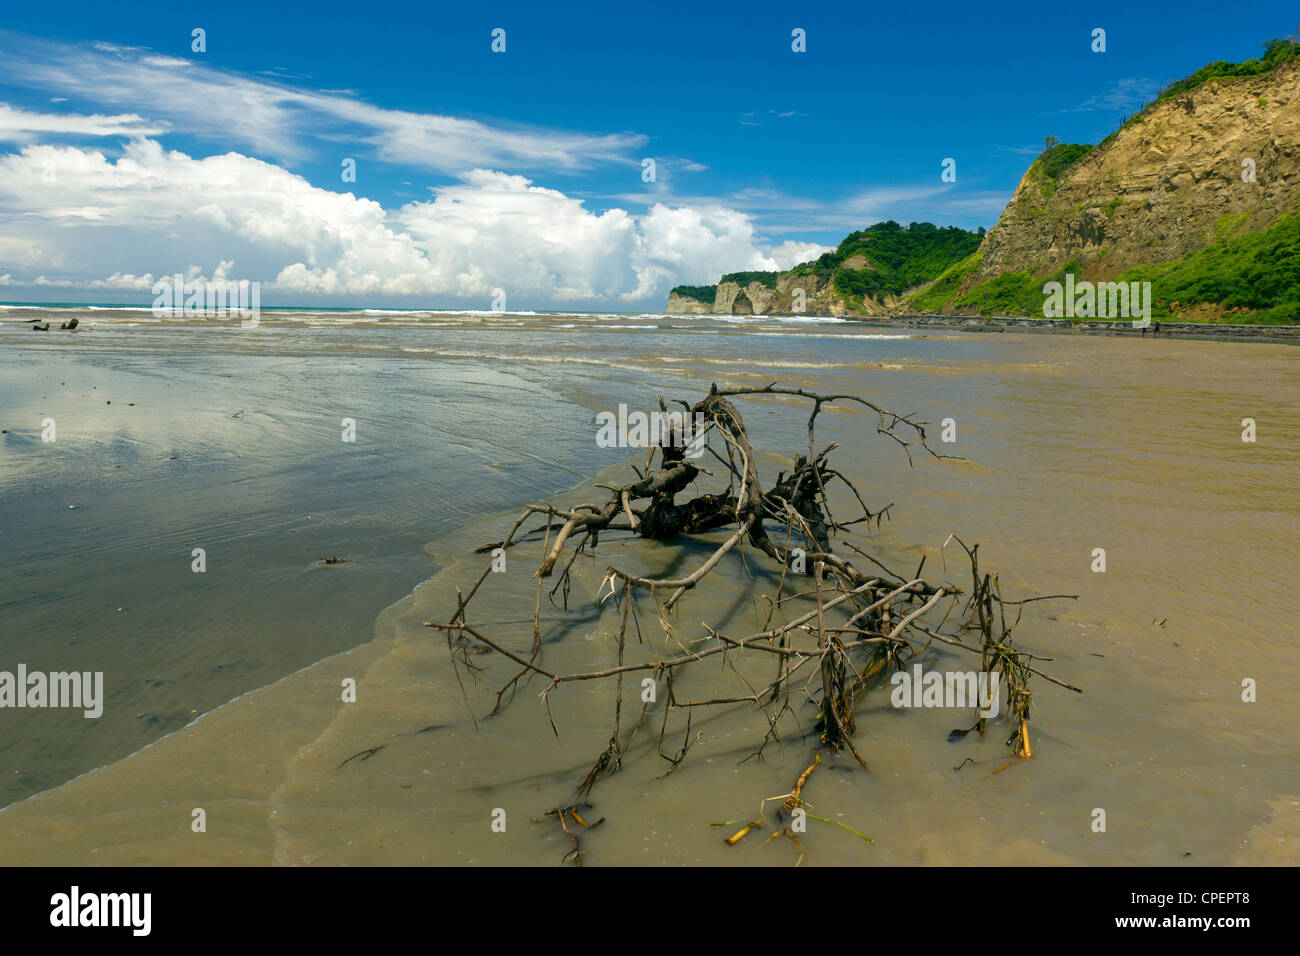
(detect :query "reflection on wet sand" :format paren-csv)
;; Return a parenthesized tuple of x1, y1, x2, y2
(1, 311, 1296, 865)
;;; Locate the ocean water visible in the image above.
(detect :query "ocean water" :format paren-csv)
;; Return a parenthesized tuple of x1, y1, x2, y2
(0, 306, 1297, 865)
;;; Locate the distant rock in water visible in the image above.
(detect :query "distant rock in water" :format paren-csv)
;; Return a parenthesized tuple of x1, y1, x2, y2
(60, 318, 79, 330)
(31, 322, 50, 331)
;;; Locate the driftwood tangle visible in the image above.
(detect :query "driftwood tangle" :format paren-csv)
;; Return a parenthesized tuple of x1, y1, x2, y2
(427, 383, 1079, 864)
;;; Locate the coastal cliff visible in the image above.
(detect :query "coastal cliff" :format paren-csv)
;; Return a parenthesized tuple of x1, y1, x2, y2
(666, 222, 982, 316)
(908, 40, 1300, 322)
(981, 60, 1300, 280)
(671, 40, 1300, 324)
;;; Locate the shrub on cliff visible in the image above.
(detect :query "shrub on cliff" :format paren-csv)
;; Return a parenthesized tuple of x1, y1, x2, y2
(1116, 209, 1300, 323)
(719, 271, 780, 289)
(1155, 37, 1300, 105)
(1038, 143, 1093, 181)
(669, 284, 717, 304)
(791, 221, 983, 298)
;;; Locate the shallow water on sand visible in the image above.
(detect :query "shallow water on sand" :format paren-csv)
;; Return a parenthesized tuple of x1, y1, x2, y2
(0, 309, 1296, 865)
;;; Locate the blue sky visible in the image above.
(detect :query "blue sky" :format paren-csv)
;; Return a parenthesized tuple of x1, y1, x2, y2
(0, 0, 1295, 309)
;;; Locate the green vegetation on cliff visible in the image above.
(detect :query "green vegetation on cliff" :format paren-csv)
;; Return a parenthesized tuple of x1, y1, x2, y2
(1153, 37, 1299, 106)
(791, 221, 983, 306)
(1038, 142, 1093, 182)
(793, 221, 981, 283)
(907, 252, 982, 313)
(669, 284, 717, 304)
(909, 211, 1300, 324)
(1116, 208, 1300, 323)
(720, 271, 780, 289)
(668, 220, 983, 313)
(914, 257, 1083, 317)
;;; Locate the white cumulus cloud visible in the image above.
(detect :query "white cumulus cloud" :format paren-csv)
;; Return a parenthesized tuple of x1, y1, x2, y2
(0, 140, 819, 307)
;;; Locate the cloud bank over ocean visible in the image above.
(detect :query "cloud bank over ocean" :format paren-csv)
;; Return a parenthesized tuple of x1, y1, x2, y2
(0, 33, 830, 308)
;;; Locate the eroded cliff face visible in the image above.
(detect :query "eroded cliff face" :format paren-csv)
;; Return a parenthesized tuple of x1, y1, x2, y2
(666, 273, 893, 317)
(976, 59, 1300, 282)
(665, 291, 713, 314)
(715, 275, 851, 316)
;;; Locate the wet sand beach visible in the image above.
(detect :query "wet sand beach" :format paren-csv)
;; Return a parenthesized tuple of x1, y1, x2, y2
(1, 307, 1297, 865)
